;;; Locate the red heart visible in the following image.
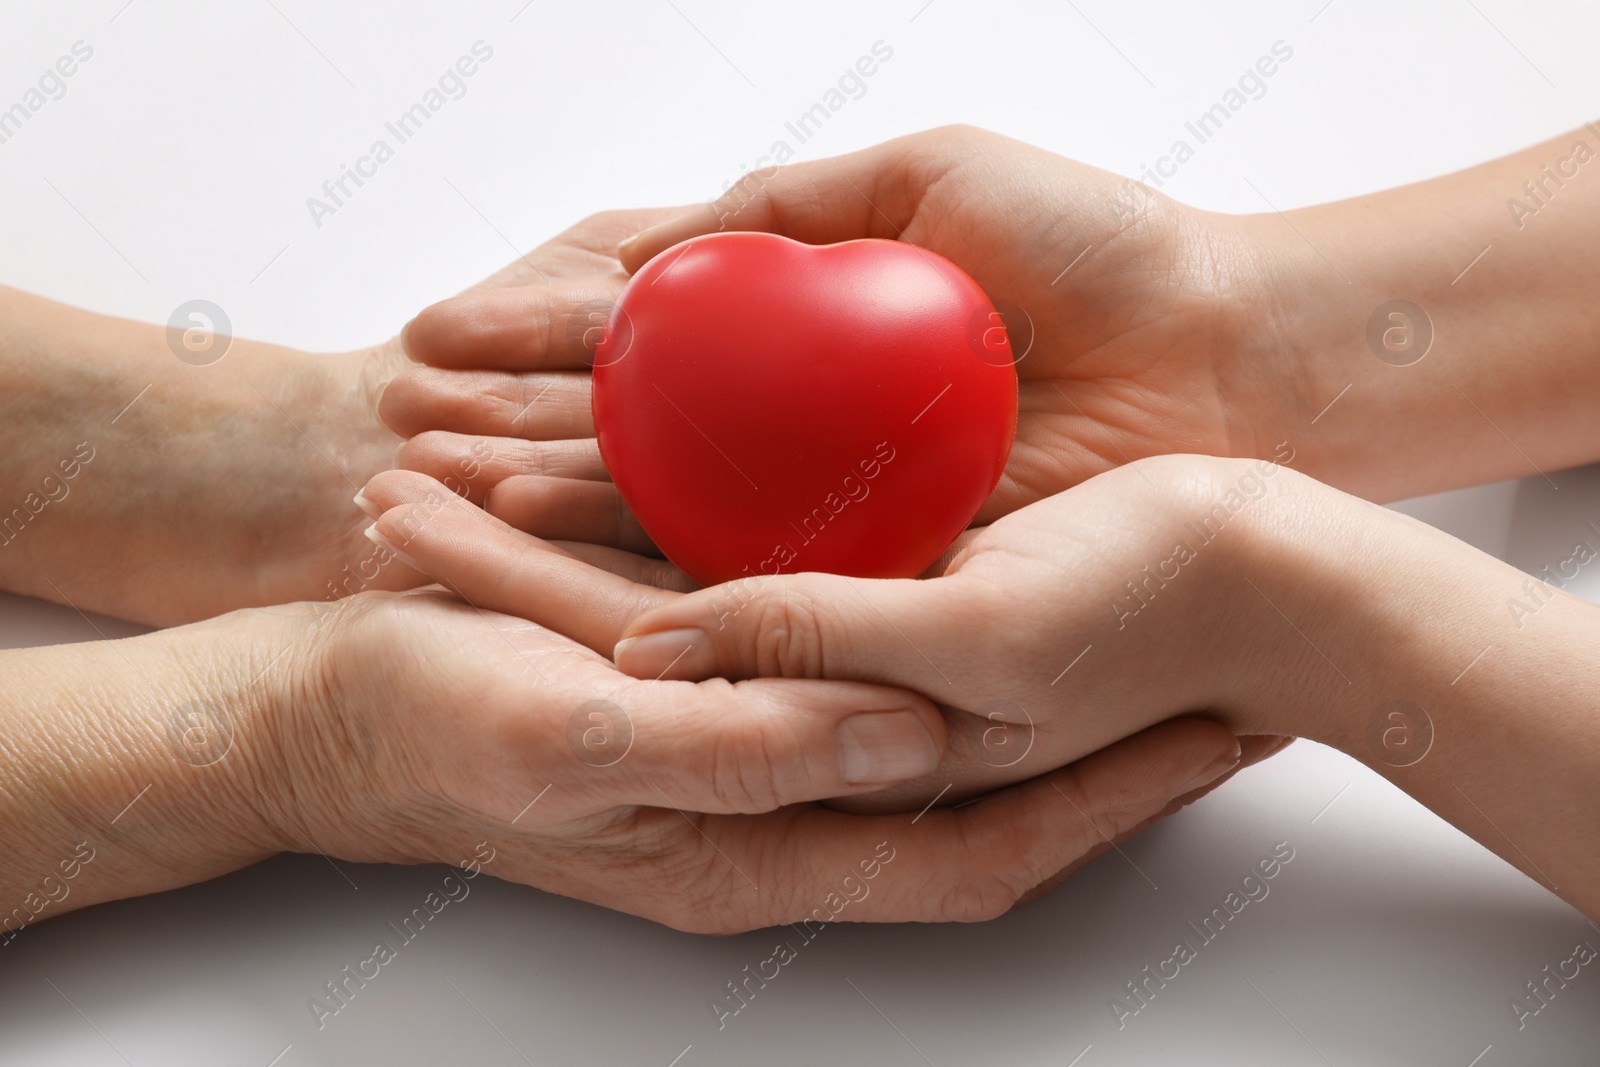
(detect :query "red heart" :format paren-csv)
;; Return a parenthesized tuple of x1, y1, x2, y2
(593, 232, 1017, 587)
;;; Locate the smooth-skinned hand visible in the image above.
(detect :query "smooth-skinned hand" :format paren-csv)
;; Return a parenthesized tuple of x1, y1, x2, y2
(377, 125, 1297, 557)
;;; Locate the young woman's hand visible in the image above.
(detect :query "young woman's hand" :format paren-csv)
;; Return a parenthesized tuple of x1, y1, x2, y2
(376, 126, 1288, 553)
(381, 124, 1600, 554)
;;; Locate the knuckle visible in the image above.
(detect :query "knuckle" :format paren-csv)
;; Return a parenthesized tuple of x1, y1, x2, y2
(660, 908, 719, 935)
(931, 799, 1077, 924)
(397, 430, 455, 469)
(747, 586, 829, 678)
(702, 716, 790, 814)
(937, 874, 1022, 924)
(508, 441, 549, 477)
(652, 870, 724, 933)
(530, 290, 571, 354)
(712, 169, 784, 228)
(481, 373, 526, 408)
(930, 122, 987, 143)
(609, 485, 634, 542)
(1067, 772, 1160, 842)
(922, 124, 1002, 161)
(407, 299, 452, 343)
(670, 901, 755, 936)
(668, 851, 760, 934)
(1124, 454, 1293, 565)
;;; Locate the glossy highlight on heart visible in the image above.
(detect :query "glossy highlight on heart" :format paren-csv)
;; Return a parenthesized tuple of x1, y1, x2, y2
(593, 232, 1018, 587)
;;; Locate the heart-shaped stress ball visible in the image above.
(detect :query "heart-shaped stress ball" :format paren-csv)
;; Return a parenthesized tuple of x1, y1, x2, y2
(593, 232, 1018, 587)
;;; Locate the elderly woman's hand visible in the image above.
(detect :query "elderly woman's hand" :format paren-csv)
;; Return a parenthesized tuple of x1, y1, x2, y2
(0, 529, 1246, 936)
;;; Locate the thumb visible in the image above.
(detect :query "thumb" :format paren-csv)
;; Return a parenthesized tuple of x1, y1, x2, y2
(614, 129, 971, 273)
(612, 571, 962, 691)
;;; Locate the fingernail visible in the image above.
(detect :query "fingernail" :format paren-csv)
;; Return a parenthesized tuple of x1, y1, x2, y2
(617, 208, 717, 269)
(836, 711, 940, 785)
(613, 629, 716, 680)
(1258, 736, 1296, 759)
(399, 318, 417, 359)
(362, 523, 408, 561)
(1177, 754, 1241, 797)
(372, 376, 394, 423)
(353, 489, 381, 520)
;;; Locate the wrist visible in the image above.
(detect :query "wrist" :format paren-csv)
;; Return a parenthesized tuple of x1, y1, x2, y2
(1227, 135, 1600, 501)
(246, 594, 451, 867)
(0, 285, 413, 624)
(0, 610, 296, 929)
(1094, 455, 1336, 742)
(1227, 205, 1453, 500)
(1216, 465, 1507, 755)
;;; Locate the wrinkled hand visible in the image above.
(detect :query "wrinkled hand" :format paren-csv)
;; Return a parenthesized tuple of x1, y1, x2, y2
(272, 546, 1254, 931)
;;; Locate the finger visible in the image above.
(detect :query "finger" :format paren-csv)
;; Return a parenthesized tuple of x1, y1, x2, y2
(1015, 720, 1248, 905)
(611, 569, 966, 691)
(616, 131, 953, 273)
(920, 527, 982, 578)
(362, 470, 669, 654)
(829, 702, 1242, 817)
(651, 717, 1241, 933)
(488, 476, 656, 556)
(378, 368, 593, 441)
(397, 431, 607, 503)
(580, 675, 948, 816)
(1172, 734, 1292, 805)
(1015, 734, 1291, 907)
(467, 206, 695, 291)
(547, 541, 695, 592)
(402, 281, 623, 370)
(992, 742, 1292, 908)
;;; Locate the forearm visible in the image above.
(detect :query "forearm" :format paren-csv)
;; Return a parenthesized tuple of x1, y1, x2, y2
(0, 286, 406, 625)
(1242, 475, 1600, 916)
(0, 611, 288, 939)
(1238, 127, 1600, 501)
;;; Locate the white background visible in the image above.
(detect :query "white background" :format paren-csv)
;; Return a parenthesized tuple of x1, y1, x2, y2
(2, 1, 1598, 1063)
